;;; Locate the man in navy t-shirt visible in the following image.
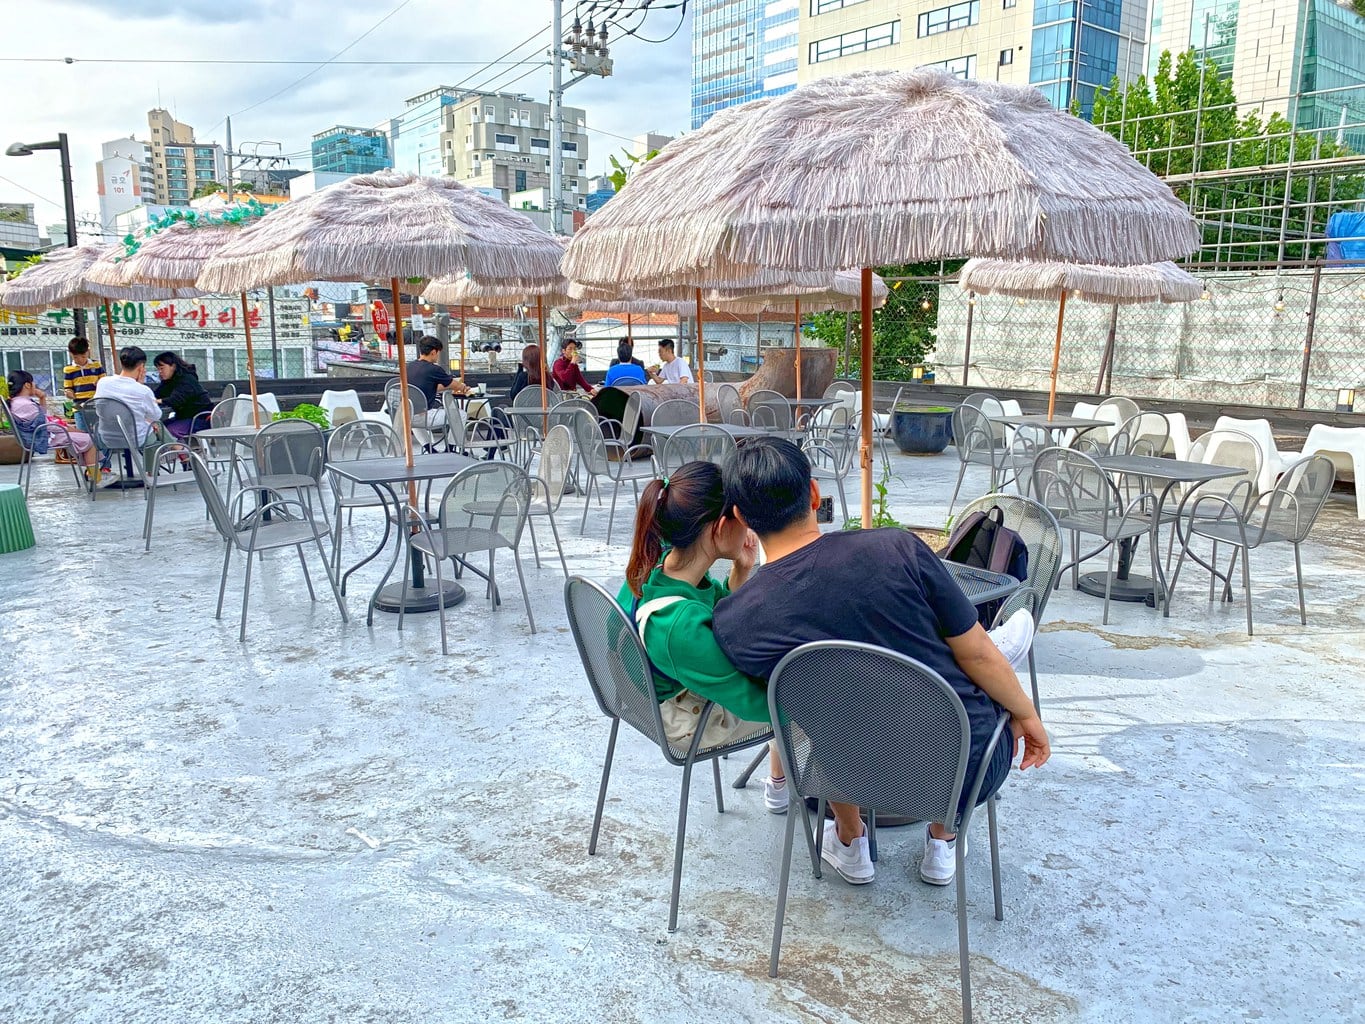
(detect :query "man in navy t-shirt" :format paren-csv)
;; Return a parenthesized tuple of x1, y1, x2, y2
(713, 438, 1050, 887)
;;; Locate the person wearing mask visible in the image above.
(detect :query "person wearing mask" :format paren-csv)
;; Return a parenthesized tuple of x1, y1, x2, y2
(93, 346, 172, 475)
(6, 369, 100, 484)
(713, 438, 1046, 887)
(650, 339, 693, 385)
(604, 340, 649, 387)
(152, 352, 214, 439)
(552, 338, 598, 396)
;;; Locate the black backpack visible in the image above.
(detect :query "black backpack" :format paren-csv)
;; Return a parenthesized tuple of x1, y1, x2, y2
(943, 506, 1029, 627)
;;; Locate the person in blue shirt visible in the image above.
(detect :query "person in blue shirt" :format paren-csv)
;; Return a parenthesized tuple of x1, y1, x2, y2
(603, 340, 648, 387)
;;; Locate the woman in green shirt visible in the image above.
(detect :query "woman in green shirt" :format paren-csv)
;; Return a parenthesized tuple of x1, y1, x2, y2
(619, 460, 791, 814)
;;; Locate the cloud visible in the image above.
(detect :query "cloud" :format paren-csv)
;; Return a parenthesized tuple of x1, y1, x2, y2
(0, 0, 693, 231)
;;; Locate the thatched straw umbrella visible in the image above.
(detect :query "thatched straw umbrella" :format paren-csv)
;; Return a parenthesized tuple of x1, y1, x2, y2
(198, 173, 564, 477)
(958, 259, 1203, 417)
(0, 243, 201, 368)
(562, 68, 1200, 526)
(88, 215, 271, 424)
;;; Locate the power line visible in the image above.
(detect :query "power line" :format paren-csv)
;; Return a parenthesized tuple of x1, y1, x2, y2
(0, 57, 548, 67)
(0, 173, 60, 208)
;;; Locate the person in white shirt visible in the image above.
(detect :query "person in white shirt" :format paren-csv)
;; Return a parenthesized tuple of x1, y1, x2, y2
(94, 345, 172, 474)
(651, 339, 693, 385)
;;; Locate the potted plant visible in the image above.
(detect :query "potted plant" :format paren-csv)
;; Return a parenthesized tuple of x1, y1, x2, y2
(271, 403, 332, 431)
(891, 403, 953, 455)
(0, 377, 22, 466)
(842, 467, 952, 553)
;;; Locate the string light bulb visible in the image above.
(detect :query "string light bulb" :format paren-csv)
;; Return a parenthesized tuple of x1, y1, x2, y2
(920, 298, 932, 311)
(1200, 289, 1211, 301)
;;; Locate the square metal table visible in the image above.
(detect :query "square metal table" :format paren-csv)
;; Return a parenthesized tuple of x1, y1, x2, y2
(992, 414, 1110, 439)
(1086, 454, 1246, 609)
(941, 560, 1019, 609)
(329, 452, 478, 620)
(642, 423, 772, 441)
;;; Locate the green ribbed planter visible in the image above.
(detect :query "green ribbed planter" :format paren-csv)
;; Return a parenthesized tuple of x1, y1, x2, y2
(0, 484, 35, 553)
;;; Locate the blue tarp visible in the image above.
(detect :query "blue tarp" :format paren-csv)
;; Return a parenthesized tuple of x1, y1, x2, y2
(1325, 211, 1365, 263)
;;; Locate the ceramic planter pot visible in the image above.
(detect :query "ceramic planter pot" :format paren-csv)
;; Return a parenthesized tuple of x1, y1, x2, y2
(892, 405, 953, 455)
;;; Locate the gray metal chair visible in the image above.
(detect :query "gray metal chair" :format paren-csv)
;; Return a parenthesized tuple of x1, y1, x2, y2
(716, 383, 746, 425)
(1167, 454, 1334, 634)
(92, 396, 194, 542)
(573, 412, 657, 544)
(1074, 396, 1140, 454)
(651, 398, 701, 428)
(1108, 412, 1170, 458)
(326, 420, 401, 582)
(219, 383, 237, 401)
(947, 404, 1013, 518)
(404, 461, 535, 653)
(1007, 423, 1051, 498)
(188, 452, 347, 643)
(766, 640, 1010, 1024)
(249, 420, 328, 526)
(659, 423, 736, 476)
(958, 494, 1063, 714)
(468, 423, 574, 577)
(444, 392, 517, 462)
(0, 395, 86, 497)
(1032, 446, 1159, 624)
(748, 389, 792, 430)
(385, 379, 436, 450)
(806, 410, 858, 523)
(1162, 428, 1264, 568)
(563, 576, 773, 933)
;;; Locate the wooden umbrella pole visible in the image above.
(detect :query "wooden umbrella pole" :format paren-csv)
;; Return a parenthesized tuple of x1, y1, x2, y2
(240, 292, 261, 428)
(859, 269, 874, 529)
(794, 297, 803, 405)
(626, 312, 633, 345)
(537, 295, 549, 435)
(390, 280, 418, 496)
(695, 288, 706, 421)
(459, 305, 467, 383)
(102, 300, 118, 369)
(1047, 292, 1067, 421)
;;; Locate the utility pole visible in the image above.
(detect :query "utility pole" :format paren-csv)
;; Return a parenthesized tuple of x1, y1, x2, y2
(225, 116, 233, 196)
(549, 0, 613, 234)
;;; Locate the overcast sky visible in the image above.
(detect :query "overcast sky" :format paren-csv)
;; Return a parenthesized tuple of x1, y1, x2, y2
(0, 0, 692, 234)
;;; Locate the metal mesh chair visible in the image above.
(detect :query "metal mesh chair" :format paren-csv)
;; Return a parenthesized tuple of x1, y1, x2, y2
(748, 389, 792, 430)
(766, 641, 1010, 1024)
(806, 412, 858, 523)
(188, 452, 347, 643)
(0, 395, 87, 497)
(326, 420, 401, 583)
(1006, 423, 1051, 497)
(948, 404, 1012, 517)
(92, 396, 194, 542)
(404, 462, 535, 653)
(716, 383, 746, 425)
(219, 383, 237, 401)
(1032, 446, 1159, 624)
(1168, 454, 1334, 634)
(1074, 396, 1140, 453)
(249, 420, 328, 525)
(444, 392, 517, 462)
(651, 399, 701, 428)
(958, 494, 1063, 714)
(385, 380, 436, 450)
(659, 424, 736, 476)
(573, 412, 657, 543)
(563, 576, 773, 932)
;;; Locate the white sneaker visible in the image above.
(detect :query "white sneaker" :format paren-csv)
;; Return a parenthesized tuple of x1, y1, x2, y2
(821, 820, 875, 885)
(988, 609, 1036, 672)
(763, 776, 789, 814)
(919, 826, 966, 886)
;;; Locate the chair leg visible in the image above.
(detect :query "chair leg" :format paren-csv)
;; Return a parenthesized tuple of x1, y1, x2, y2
(866, 808, 878, 863)
(769, 800, 800, 978)
(668, 757, 697, 933)
(836, 476, 849, 524)
(812, 797, 827, 879)
(607, 482, 621, 545)
(526, 515, 543, 568)
(1240, 545, 1254, 636)
(239, 542, 255, 643)
(712, 758, 725, 813)
(143, 478, 157, 552)
(732, 743, 769, 789)
(1027, 648, 1041, 717)
(1208, 540, 1219, 602)
(588, 718, 619, 855)
(547, 511, 569, 578)
(312, 531, 348, 624)
(512, 550, 536, 634)
(296, 546, 318, 602)
(434, 555, 449, 656)
(955, 839, 975, 1024)
(1102, 535, 1118, 626)
(1293, 542, 1307, 625)
(947, 463, 967, 517)
(216, 542, 233, 619)
(987, 795, 1004, 922)
(397, 544, 410, 634)
(579, 476, 593, 536)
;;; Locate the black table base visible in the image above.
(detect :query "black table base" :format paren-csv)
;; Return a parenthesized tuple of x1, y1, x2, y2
(374, 580, 466, 613)
(1077, 571, 1159, 604)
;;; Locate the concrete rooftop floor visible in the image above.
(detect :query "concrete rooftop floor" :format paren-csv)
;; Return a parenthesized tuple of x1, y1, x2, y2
(0, 444, 1361, 1024)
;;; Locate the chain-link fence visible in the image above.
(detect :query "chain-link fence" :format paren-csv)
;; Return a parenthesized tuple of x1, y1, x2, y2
(849, 265, 1365, 413)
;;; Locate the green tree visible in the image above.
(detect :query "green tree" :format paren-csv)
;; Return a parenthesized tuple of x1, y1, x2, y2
(804, 262, 956, 380)
(607, 148, 660, 191)
(192, 180, 226, 198)
(1354, 0, 1365, 18)
(1090, 48, 1364, 261)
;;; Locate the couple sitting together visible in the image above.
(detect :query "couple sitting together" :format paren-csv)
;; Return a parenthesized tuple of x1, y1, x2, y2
(618, 437, 1049, 887)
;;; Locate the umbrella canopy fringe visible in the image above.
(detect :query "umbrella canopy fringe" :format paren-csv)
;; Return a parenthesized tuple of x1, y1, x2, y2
(960, 257, 1204, 305)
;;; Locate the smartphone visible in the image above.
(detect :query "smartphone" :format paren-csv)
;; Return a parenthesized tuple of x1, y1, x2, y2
(816, 496, 834, 524)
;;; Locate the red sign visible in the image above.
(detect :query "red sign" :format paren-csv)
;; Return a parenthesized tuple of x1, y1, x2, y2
(371, 302, 391, 337)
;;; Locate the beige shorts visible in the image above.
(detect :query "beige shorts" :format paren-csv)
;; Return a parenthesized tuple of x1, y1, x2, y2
(659, 690, 768, 751)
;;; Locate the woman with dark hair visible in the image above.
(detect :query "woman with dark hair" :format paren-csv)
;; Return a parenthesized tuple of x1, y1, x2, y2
(6, 369, 100, 482)
(617, 460, 790, 812)
(152, 352, 213, 439)
(508, 344, 542, 401)
(552, 338, 598, 396)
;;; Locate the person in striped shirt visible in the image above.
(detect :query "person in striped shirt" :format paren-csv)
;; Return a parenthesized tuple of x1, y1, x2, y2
(63, 338, 107, 470)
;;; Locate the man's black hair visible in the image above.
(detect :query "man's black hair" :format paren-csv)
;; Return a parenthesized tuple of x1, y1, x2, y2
(616, 340, 634, 363)
(723, 437, 812, 537)
(658, 338, 675, 353)
(67, 337, 90, 356)
(119, 345, 147, 371)
(419, 336, 444, 356)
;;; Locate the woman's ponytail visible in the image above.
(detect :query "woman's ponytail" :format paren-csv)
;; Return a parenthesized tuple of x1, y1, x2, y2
(624, 461, 726, 597)
(625, 478, 667, 597)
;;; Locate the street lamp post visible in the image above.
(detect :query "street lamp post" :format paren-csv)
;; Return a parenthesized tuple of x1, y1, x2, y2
(6, 132, 85, 338)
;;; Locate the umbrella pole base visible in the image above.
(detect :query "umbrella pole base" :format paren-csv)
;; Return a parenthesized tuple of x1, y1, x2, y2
(1076, 571, 1160, 605)
(373, 580, 466, 614)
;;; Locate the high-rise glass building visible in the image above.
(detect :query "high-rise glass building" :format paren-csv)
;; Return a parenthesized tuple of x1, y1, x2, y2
(310, 126, 392, 176)
(1029, 0, 1149, 115)
(691, 0, 800, 128)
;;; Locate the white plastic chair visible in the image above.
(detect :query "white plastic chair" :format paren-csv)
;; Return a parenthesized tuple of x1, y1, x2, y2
(319, 389, 365, 427)
(1212, 416, 1298, 496)
(1299, 424, 1365, 519)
